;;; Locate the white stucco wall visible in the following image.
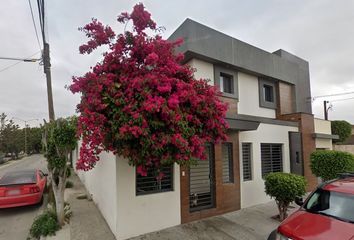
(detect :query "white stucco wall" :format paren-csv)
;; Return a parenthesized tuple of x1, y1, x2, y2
(116, 157, 181, 240)
(314, 118, 333, 149)
(239, 123, 298, 208)
(314, 118, 331, 134)
(187, 58, 214, 85)
(73, 149, 118, 238)
(334, 145, 354, 155)
(238, 72, 276, 118)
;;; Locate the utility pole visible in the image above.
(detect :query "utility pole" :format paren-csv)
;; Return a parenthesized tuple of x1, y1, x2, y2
(324, 100, 330, 120)
(37, 0, 55, 121)
(43, 42, 55, 121)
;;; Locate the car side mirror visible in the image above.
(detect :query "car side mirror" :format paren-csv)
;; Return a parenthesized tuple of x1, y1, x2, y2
(295, 196, 304, 206)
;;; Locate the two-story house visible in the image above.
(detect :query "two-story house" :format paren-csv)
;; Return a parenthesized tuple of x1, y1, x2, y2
(73, 19, 327, 240)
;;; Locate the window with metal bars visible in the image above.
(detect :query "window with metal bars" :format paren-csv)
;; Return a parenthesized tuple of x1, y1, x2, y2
(136, 166, 173, 195)
(222, 142, 234, 183)
(242, 143, 252, 181)
(261, 144, 283, 177)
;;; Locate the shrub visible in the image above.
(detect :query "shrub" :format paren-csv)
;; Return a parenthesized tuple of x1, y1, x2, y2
(265, 172, 307, 221)
(331, 120, 352, 143)
(310, 150, 354, 181)
(65, 180, 74, 188)
(29, 211, 59, 239)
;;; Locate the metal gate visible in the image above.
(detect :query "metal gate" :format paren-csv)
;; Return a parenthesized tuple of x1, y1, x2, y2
(189, 144, 215, 212)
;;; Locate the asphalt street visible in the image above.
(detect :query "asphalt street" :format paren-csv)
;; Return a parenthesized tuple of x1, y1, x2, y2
(0, 154, 47, 240)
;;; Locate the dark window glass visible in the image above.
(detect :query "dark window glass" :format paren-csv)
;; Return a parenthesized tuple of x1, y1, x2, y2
(136, 166, 173, 195)
(263, 84, 274, 102)
(0, 170, 37, 185)
(222, 143, 234, 183)
(242, 143, 252, 181)
(261, 144, 283, 177)
(305, 189, 354, 223)
(220, 73, 233, 94)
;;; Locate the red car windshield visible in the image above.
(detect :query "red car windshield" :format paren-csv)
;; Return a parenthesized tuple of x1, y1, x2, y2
(0, 170, 36, 186)
(304, 189, 354, 223)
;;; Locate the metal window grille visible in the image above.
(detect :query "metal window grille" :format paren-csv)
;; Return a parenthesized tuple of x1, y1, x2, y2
(242, 143, 252, 181)
(261, 143, 283, 177)
(136, 166, 173, 195)
(222, 142, 234, 183)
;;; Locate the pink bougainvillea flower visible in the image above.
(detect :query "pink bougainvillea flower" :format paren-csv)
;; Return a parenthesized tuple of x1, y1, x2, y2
(70, 3, 228, 173)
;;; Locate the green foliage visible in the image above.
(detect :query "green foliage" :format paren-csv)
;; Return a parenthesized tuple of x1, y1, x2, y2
(45, 117, 78, 171)
(29, 211, 59, 238)
(65, 180, 74, 188)
(331, 120, 352, 143)
(310, 150, 354, 181)
(265, 172, 307, 204)
(265, 172, 307, 221)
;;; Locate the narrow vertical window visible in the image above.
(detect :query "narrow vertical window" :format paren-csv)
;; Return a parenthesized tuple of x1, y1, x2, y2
(222, 142, 234, 183)
(261, 143, 283, 177)
(263, 84, 274, 102)
(220, 73, 234, 94)
(242, 143, 252, 181)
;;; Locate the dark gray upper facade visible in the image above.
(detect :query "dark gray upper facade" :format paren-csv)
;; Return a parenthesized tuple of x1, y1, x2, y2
(168, 18, 312, 114)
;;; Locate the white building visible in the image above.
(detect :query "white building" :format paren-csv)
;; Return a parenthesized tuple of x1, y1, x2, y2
(73, 19, 337, 239)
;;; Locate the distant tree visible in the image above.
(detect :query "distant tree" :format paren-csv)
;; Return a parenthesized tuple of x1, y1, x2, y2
(331, 120, 352, 143)
(0, 113, 23, 159)
(27, 127, 43, 154)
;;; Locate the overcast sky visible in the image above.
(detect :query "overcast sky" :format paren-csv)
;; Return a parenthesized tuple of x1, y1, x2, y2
(1, 0, 353, 127)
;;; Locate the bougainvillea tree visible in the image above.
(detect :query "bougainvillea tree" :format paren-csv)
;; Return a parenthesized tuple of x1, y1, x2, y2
(70, 3, 228, 176)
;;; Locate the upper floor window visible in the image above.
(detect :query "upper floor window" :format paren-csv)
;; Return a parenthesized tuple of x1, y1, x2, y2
(259, 78, 276, 109)
(220, 73, 234, 94)
(214, 65, 238, 99)
(136, 166, 173, 195)
(263, 84, 274, 103)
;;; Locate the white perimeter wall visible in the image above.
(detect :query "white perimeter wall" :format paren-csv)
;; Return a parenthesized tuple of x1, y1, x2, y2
(238, 72, 276, 118)
(73, 148, 118, 238)
(74, 149, 181, 240)
(239, 123, 298, 208)
(116, 157, 181, 240)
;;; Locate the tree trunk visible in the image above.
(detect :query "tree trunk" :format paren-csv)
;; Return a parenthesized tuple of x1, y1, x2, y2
(277, 201, 289, 221)
(52, 175, 66, 226)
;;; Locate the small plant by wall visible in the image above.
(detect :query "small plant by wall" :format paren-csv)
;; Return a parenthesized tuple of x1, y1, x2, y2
(29, 211, 59, 239)
(265, 172, 307, 221)
(310, 150, 354, 181)
(331, 120, 352, 143)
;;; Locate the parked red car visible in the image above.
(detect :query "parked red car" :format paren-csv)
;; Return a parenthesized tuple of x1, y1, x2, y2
(268, 173, 354, 240)
(0, 169, 47, 208)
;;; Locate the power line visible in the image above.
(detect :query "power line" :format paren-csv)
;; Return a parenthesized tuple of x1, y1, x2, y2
(330, 96, 354, 103)
(0, 51, 41, 73)
(28, 0, 42, 52)
(312, 91, 354, 100)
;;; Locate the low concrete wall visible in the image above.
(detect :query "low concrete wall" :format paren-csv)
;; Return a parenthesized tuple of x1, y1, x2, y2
(333, 145, 354, 155)
(116, 157, 181, 240)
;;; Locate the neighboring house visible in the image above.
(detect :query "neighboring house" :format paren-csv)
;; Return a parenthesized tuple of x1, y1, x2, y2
(73, 19, 326, 239)
(313, 118, 338, 150)
(334, 125, 354, 154)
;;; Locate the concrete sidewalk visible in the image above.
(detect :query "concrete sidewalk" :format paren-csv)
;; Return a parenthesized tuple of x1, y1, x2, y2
(66, 173, 116, 240)
(68, 172, 298, 240)
(129, 202, 298, 240)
